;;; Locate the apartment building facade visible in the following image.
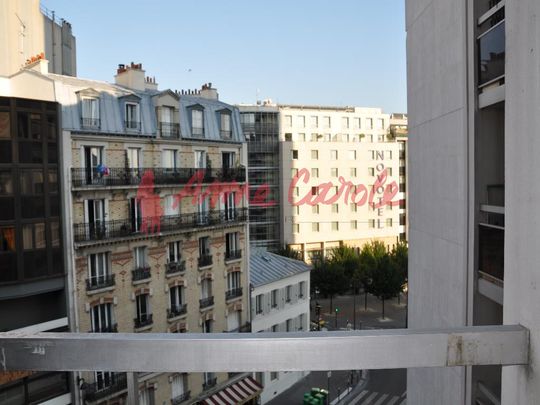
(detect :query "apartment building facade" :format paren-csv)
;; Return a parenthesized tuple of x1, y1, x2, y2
(250, 251, 311, 403)
(407, 0, 540, 403)
(279, 105, 406, 260)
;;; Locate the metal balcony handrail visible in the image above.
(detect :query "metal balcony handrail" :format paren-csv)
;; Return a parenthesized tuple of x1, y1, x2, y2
(132, 267, 151, 281)
(168, 304, 188, 318)
(84, 372, 127, 402)
(225, 287, 242, 300)
(86, 274, 115, 291)
(71, 167, 247, 188)
(166, 260, 186, 274)
(225, 249, 242, 261)
(73, 208, 248, 243)
(171, 391, 191, 404)
(198, 254, 213, 268)
(125, 120, 141, 131)
(134, 314, 153, 329)
(81, 117, 101, 129)
(199, 296, 214, 309)
(89, 323, 118, 333)
(160, 122, 180, 138)
(202, 377, 217, 390)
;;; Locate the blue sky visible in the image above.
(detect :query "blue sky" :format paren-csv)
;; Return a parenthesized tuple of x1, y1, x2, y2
(42, 0, 407, 113)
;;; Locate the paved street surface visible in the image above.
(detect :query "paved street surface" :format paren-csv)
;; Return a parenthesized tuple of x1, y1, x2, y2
(266, 293, 407, 404)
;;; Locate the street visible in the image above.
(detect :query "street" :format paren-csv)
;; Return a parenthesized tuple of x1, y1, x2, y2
(266, 292, 407, 404)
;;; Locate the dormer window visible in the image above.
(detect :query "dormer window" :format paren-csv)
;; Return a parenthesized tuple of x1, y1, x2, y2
(159, 106, 179, 138)
(81, 97, 100, 129)
(125, 102, 140, 131)
(191, 108, 204, 137)
(220, 111, 232, 139)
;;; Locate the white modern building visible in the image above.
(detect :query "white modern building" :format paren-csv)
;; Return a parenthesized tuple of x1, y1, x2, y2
(279, 105, 407, 260)
(250, 251, 311, 403)
(407, 0, 540, 403)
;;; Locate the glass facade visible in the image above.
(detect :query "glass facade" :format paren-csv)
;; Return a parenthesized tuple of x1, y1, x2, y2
(240, 110, 280, 251)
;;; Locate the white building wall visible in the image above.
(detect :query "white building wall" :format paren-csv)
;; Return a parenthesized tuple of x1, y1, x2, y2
(405, 0, 471, 403)
(251, 271, 310, 404)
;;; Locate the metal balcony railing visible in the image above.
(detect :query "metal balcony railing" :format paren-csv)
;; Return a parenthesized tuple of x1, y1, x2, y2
(167, 304, 187, 319)
(125, 120, 141, 131)
(134, 314, 153, 329)
(198, 255, 213, 268)
(81, 117, 101, 129)
(0, 326, 529, 404)
(71, 167, 247, 188)
(84, 373, 127, 402)
(199, 296, 214, 309)
(202, 377, 217, 391)
(171, 391, 191, 404)
(220, 129, 232, 138)
(191, 127, 204, 137)
(160, 122, 180, 138)
(132, 267, 151, 282)
(73, 208, 248, 244)
(225, 249, 242, 261)
(166, 261, 186, 275)
(225, 287, 242, 300)
(86, 274, 115, 291)
(90, 323, 118, 333)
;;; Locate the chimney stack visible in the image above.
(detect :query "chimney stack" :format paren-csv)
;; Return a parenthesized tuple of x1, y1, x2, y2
(199, 82, 218, 100)
(114, 62, 147, 91)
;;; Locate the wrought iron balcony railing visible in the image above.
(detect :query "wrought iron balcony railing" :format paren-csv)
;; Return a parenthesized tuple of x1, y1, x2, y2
(90, 323, 118, 333)
(166, 261, 186, 275)
(81, 117, 101, 129)
(134, 314, 153, 329)
(73, 208, 248, 244)
(160, 122, 180, 138)
(225, 287, 242, 300)
(171, 391, 191, 404)
(71, 166, 247, 188)
(202, 377, 217, 391)
(199, 296, 214, 309)
(86, 274, 115, 291)
(225, 249, 242, 261)
(191, 127, 204, 137)
(198, 255, 213, 268)
(125, 120, 141, 131)
(132, 267, 151, 282)
(220, 129, 232, 138)
(168, 304, 187, 319)
(84, 372, 127, 403)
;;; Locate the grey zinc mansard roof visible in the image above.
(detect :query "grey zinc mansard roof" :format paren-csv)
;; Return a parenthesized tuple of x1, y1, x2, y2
(250, 251, 311, 288)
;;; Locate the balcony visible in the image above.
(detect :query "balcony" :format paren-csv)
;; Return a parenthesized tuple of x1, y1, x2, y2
(171, 391, 191, 404)
(86, 274, 115, 291)
(167, 304, 187, 319)
(199, 296, 214, 309)
(125, 120, 141, 131)
(192, 126, 204, 137)
(220, 129, 232, 139)
(478, 224, 504, 305)
(81, 117, 101, 129)
(90, 323, 118, 333)
(225, 249, 242, 262)
(478, 17, 505, 88)
(134, 314, 153, 329)
(198, 255, 213, 268)
(71, 166, 247, 188)
(84, 373, 127, 403)
(132, 267, 151, 282)
(73, 208, 248, 244)
(202, 377, 217, 391)
(160, 122, 180, 138)
(166, 261, 186, 276)
(225, 287, 242, 301)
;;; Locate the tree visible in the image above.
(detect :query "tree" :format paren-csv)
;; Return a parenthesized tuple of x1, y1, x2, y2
(368, 254, 403, 319)
(276, 246, 302, 261)
(311, 259, 348, 313)
(390, 241, 408, 303)
(328, 246, 360, 280)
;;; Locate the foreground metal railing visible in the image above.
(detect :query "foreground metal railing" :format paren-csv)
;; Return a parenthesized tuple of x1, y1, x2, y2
(0, 326, 528, 403)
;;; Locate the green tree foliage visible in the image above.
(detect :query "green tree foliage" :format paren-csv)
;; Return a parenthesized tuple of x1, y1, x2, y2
(311, 260, 349, 298)
(328, 246, 360, 280)
(276, 246, 302, 261)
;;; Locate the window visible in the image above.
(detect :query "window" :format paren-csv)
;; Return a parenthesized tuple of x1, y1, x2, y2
(368, 167, 375, 176)
(311, 168, 319, 178)
(341, 117, 349, 128)
(292, 150, 298, 159)
(324, 133, 331, 142)
(81, 97, 100, 128)
(220, 112, 231, 138)
(348, 150, 357, 160)
(88, 252, 110, 289)
(91, 303, 114, 332)
(311, 133, 319, 142)
(331, 150, 338, 160)
(170, 285, 185, 312)
(227, 309, 241, 332)
(199, 236, 211, 259)
(285, 133, 292, 141)
(134, 246, 147, 269)
(255, 294, 263, 314)
(297, 115, 306, 127)
(226, 232, 240, 259)
(171, 374, 187, 401)
(366, 118, 373, 129)
(20, 169, 45, 218)
(387, 167, 393, 176)
(286, 319, 293, 331)
(227, 271, 241, 292)
(332, 204, 339, 213)
(284, 115, 292, 127)
(323, 116, 331, 128)
(331, 168, 338, 177)
(298, 314, 306, 330)
(270, 372, 278, 381)
(191, 109, 204, 136)
(351, 220, 358, 230)
(125, 103, 140, 130)
(332, 222, 339, 231)
(162, 149, 177, 169)
(387, 203, 393, 211)
(127, 147, 140, 170)
(298, 133, 306, 141)
(350, 168, 357, 177)
(312, 205, 319, 214)
(294, 205, 300, 215)
(351, 203, 358, 213)
(135, 293, 151, 327)
(292, 223, 299, 233)
(194, 150, 206, 168)
(197, 195, 209, 224)
(386, 218, 393, 227)
(310, 116, 318, 128)
(369, 219, 375, 228)
(299, 281, 306, 298)
(293, 187, 299, 197)
(161, 105, 173, 124)
(139, 387, 155, 405)
(0, 112, 10, 139)
(312, 222, 319, 232)
(168, 241, 181, 263)
(311, 150, 319, 160)
(271, 325, 278, 332)
(22, 223, 46, 250)
(311, 186, 318, 196)
(271, 289, 278, 308)
(354, 117, 361, 129)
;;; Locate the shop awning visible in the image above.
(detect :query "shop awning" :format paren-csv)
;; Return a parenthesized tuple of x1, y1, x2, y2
(201, 376, 263, 405)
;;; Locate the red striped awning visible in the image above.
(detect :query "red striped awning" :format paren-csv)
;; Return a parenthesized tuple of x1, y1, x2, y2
(201, 376, 263, 405)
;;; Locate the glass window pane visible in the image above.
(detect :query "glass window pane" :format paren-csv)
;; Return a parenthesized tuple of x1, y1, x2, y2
(0, 112, 10, 139)
(0, 227, 15, 252)
(0, 171, 13, 195)
(23, 225, 33, 249)
(20, 170, 44, 194)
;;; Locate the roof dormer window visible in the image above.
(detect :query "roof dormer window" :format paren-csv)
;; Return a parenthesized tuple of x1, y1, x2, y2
(125, 102, 140, 131)
(81, 97, 100, 129)
(191, 108, 204, 137)
(220, 111, 232, 139)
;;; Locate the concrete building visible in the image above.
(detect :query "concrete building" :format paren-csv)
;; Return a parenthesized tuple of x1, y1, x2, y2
(0, 0, 76, 77)
(406, 0, 540, 403)
(250, 251, 311, 403)
(238, 102, 281, 252)
(279, 105, 406, 260)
